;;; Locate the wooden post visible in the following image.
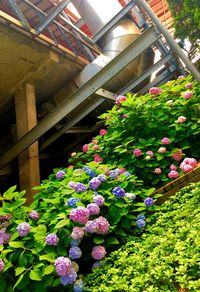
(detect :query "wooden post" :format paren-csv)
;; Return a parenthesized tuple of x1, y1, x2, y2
(15, 84, 40, 204)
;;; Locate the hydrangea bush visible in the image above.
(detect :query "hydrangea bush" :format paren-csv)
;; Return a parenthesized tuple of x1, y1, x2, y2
(70, 75, 200, 187)
(0, 75, 199, 291)
(0, 163, 159, 291)
(84, 182, 200, 291)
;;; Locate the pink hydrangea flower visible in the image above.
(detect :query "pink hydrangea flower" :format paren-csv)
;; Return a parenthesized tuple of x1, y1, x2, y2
(149, 87, 163, 95)
(185, 83, 193, 89)
(91, 246, 106, 260)
(93, 145, 99, 151)
(93, 194, 105, 206)
(133, 148, 142, 157)
(94, 154, 103, 162)
(154, 168, 161, 174)
(158, 147, 166, 153)
(170, 164, 177, 170)
(172, 149, 183, 161)
(183, 91, 193, 99)
(0, 259, 5, 272)
(85, 216, 110, 234)
(71, 227, 85, 240)
(54, 257, 72, 276)
(168, 170, 179, 179)
(87, 203, 100, 215)
(177, 116, 186, 123)
(161, 137, 170, 145)
(146, 151, 154, 157)
(92, 139, 98, 145)
(82, 144, 89, 153)
(69, 207, 89, 225)
(180, 158, 198, 173)
(115, 95, 127, 105)
(99, 129, 107, 136)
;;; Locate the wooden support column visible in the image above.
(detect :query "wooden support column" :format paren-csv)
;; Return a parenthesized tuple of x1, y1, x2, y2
(15, 84, 40, 204)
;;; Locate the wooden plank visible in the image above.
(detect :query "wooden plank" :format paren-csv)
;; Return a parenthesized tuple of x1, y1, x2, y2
(15, 84, 40, 204)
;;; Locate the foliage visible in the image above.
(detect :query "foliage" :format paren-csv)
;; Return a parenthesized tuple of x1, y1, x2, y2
(70, 75, 200, 188)
(0, 162, 160, 291)
(84, 182, 200, 292)
(167, 0, 200, 56)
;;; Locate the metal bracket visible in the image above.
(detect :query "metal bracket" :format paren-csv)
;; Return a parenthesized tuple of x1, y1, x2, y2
(8, 0, 31, 30)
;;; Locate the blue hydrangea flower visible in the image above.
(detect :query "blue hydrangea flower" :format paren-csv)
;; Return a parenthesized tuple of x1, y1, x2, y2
(112, 186, 125, 198)
(74, 279, 84, 292)
(144, 197, 154, 207)
(85, 169, 96, 177)
(136, 219, 146, 228)
(109, 169, 119, 178)
(83, 166, 91, 171)
(60, 269, 77, 285)
(69, 246, 82, 259)
(124, 171, 131, 177)
(137, 214, 146, 220)
(92, 261, 101, 270)
(70, 239, 81, 247)
(67, 197, 81, 207)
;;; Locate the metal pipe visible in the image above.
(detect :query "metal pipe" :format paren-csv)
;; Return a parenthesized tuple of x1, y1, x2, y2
(136, 0, 200, 82)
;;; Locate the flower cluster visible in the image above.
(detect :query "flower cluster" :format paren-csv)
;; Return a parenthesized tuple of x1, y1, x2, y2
(16, 222, 30, 237)
(56, 170, 65, 179)
(71, 227, 85, 240)
(29, 211, 40, 221)
(67, 197, 81, 207)
(69, 207, 90, 224)
(46, 234, 59, 246)
(91, 246, 106, 260)
(89, 177, 101, 190)
(144, 197, 154, 207)
(112, 186, 126, 198)
(180, 158, 198, 173)
(85, 216, 110, 234)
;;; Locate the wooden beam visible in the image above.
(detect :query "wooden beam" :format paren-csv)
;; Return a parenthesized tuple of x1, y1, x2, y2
(15, 84, 40, 204)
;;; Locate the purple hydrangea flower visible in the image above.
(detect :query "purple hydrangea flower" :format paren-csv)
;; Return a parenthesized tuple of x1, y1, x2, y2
(67, 197, 81, 207)
(69, 247, 82, 259)
(144, 197, 154, 207)
(29, 211, 40, 221)
(93, 194, 105, 206)
(112, 186, 126, 198)
(109, 169, 119, 179)
(89, 178, 101, 190)
(91, 246, 106, 260)
(87, 203, 100, 215)
(70, 239, 81, 247)
(68, 181, 77, 189)
(0, 259, 5, 272)
(85, 220, 98, 233)
(56, 170, 65, 179)
(55, 257, 72, 276)
(97, 174, 107, 182)
(0, 229, 11, 245)
(75, 183, 87, 193)
(136, 219, 146, 228)
(137, 214, 146, 220)
(92, 261, 101, 270)
(74, 279, 84, 292)
(60, 268, 77, 285)
(71, 227, 84, 240)
(16, 222, 30, 237)
(146, 150, 154, 157)
(46, 234, 59, 246)
(69, 207, 89, 224)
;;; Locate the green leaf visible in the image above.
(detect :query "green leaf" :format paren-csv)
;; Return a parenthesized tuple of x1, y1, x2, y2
(19, 252, 28, 267)
(0, 280, 6, 292)
(3, 186, 17, 200)
(114, 228, 127, 236)
(39, 253, 56, 263)
(106, 237, 119, 245)
(13, 273, 26, 289)
(43, 265, 54, 276)
(93, 237, 105, 244)
(55, 219, 70, 229)
(9, 241, 24, 248)
(29, 269, 42, 281)
(15, 267, 26, 276)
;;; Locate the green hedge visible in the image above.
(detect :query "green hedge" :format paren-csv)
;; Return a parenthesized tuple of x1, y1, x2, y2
(85, 182, 200, 292)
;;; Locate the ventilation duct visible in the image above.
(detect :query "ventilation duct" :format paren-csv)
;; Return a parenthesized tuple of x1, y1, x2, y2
(70, 0, 154, 92)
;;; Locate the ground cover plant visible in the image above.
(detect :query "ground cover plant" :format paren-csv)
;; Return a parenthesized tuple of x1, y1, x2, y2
(0, 75, 199, 291)
(84, 182, 200, 292)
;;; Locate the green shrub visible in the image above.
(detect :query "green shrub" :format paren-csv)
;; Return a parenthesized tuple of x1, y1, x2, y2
(84, 182, 200, 292)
